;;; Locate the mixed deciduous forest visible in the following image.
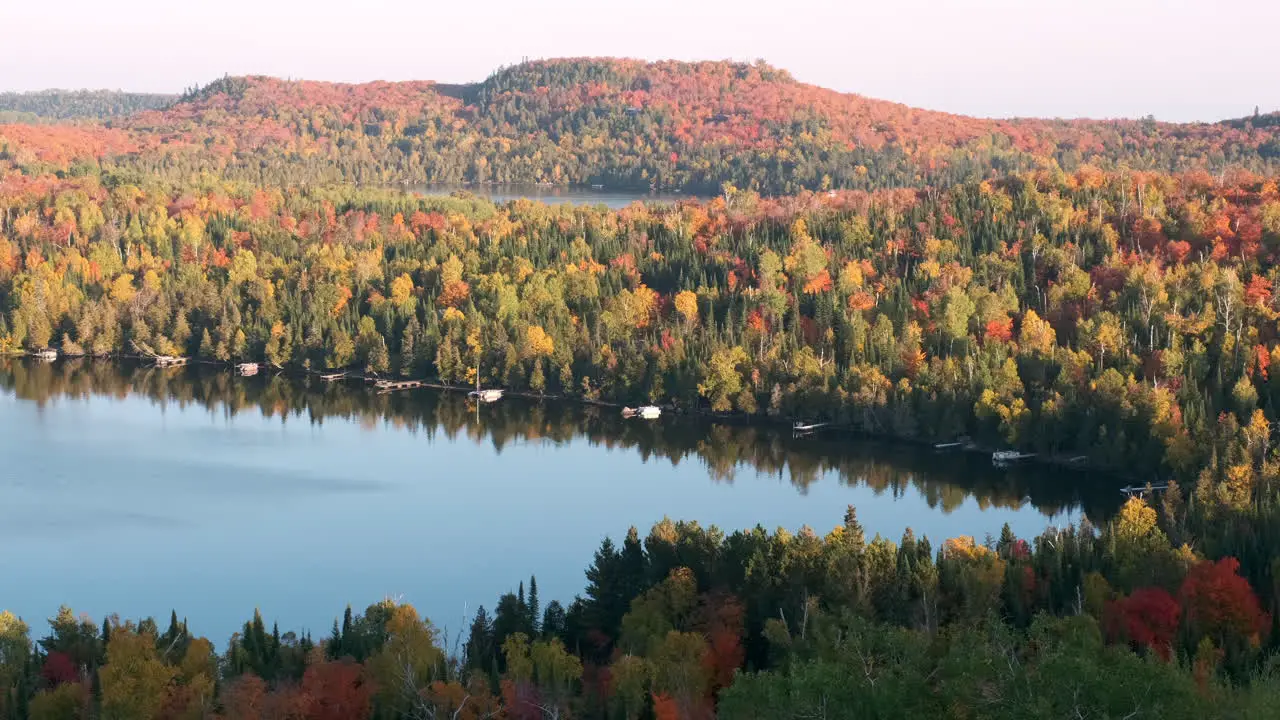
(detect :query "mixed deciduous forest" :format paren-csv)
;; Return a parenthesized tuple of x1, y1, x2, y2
(2, 507, 1280, 719)
(3, 59, 1280, 193)
(4, 169, 1280, 481)
(4, 58, 1280, 718)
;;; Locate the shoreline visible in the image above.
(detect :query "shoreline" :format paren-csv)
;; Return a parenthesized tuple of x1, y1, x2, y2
(18, 351, 1138, 486)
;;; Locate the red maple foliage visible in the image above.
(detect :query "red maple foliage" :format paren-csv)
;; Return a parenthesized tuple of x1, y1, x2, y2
(1179, 557, 1271, 648)
(300, 660, 372, 720)
(40, 650, 79, 687)
(1105, 587, 1182, 660)
(217, 674, 267, 720)
(984, 317, 1014, 344)
(697, 593, 745, 692)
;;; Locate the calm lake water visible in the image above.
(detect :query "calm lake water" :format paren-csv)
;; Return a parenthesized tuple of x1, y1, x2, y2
(0, 359, 1119, 646)
(403, 183, 694, 208)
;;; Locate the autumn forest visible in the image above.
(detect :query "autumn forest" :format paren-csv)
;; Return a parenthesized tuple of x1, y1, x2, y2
(4, 58, 1280, 718)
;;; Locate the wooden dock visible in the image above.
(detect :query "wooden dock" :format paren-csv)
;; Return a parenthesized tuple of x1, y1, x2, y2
(317, 371, 348, 382)
(373, 379, 427, 394)
(153, 356, 189, 368)
(793, 421, 831, 432)
(1121, 484, 1170, 496)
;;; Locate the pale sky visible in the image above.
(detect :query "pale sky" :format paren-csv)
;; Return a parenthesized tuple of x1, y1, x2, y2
(2, 0, 1276, 122)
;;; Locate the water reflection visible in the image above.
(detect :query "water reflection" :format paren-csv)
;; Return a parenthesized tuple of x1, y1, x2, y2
(0, 358, 1124, 522)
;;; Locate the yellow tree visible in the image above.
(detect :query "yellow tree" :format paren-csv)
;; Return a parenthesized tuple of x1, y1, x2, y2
(366, 604, 447, 719)
(100, 625, 176, 720)
(674, 290, 698, 328)
(697, 346, 752, 413)
(1018, 309, 1056, 357)
(648, 631, 710, 720)
(0, 611, 30, 718)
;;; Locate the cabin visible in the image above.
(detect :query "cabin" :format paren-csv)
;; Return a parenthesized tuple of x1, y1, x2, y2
(469, 389, 504, 403)
(32, 348, 58, 361)
(236, 362, 260, 377)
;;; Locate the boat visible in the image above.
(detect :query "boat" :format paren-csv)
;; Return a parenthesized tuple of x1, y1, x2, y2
(32, 348, 58, 361)
(793, 420, 830, 432)
(636, 405, 661, 419)
(469, 388, 505, 403)
(236, 362, 260, 377)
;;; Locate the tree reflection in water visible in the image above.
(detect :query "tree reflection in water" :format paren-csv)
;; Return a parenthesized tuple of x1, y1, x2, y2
(1, 358, 1124, 522)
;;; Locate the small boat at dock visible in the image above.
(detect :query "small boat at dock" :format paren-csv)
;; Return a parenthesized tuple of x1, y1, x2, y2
(992, 450, 1036, 464)
(236, 362, 260, 377)
(623, 406, 661, 419)
(793, 421, 830, 433)
(469, 388, 505, 403)
(32, 348, 58, 362)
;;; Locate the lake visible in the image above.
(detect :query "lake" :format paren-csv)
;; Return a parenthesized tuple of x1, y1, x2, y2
(0, 359, 1119, 647)
(402, 183, 695, 208)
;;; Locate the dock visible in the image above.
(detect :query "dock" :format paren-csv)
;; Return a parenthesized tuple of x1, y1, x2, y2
(1121, 484, 1170, 496)
(317, 371, 348, 382)
(469, 388, 504, 403)
(992, 450, 1036, 464)
(793, 421, 831, 432)
(153, 355, 189, 368)
(373, 378, 427, 394)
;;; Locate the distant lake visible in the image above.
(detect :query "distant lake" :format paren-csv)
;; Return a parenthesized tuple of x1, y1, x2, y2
(0, 359, 1119, 646)
(402, 183, 695, 208)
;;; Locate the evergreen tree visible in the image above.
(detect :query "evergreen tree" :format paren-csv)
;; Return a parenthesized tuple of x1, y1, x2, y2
(528, 575, 540, 635)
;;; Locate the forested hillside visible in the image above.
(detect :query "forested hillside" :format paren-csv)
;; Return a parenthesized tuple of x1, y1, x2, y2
(3, 167, 1280, 485)
(5, 58, 1280, 718)
(3, 59, 1279, 193)
(0, 89, 175, 122)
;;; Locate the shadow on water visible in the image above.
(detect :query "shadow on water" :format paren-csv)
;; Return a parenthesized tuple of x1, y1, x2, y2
(0, 358, 1128, 523)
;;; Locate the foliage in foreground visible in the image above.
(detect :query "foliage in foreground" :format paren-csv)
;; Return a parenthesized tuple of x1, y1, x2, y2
(3, 498, 1280, 718)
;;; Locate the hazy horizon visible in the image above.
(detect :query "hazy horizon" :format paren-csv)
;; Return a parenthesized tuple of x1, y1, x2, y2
(3, 0, 1278, 123)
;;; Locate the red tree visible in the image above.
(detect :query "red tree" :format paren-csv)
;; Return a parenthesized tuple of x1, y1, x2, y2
(301, 660, 372, 720)
(1105, 587, 1181, 660)
(40, 651, 79, 687)
(1179, 557, 1271, 649)
(217, 674, 266, 720)
(696, 593, 745, 693)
